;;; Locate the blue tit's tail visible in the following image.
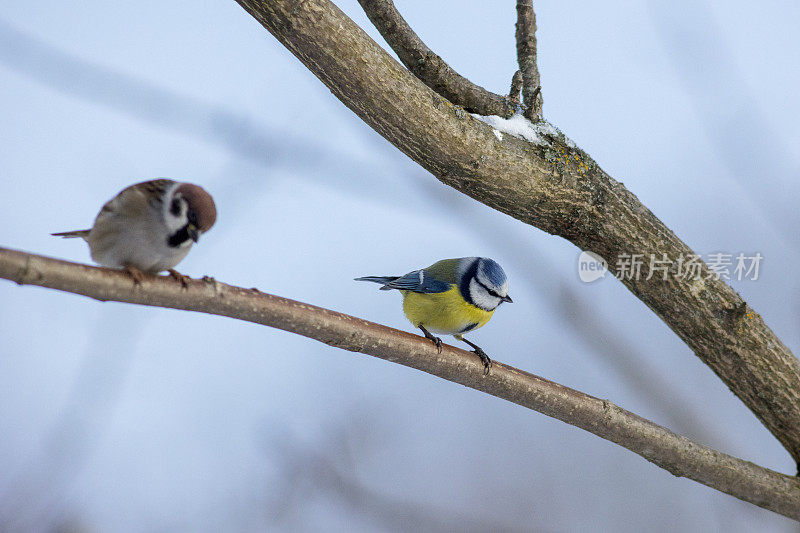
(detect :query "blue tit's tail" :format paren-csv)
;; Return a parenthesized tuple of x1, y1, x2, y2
(51, 229, 90, 239)
(354, 276, 400, 290)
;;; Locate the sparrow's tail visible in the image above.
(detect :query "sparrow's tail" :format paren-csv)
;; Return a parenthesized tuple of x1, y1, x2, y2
(354, 276, 400, 290)
(51, 229, 90, 239)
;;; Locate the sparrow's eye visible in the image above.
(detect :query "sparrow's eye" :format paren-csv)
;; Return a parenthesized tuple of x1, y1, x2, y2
(170, 198, 181, 216)
(188, 210, 198, 226)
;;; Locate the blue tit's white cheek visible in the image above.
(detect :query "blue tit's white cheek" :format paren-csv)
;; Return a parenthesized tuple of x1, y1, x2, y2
(498, 281, 509, 298)
(469, 278, 502, 311)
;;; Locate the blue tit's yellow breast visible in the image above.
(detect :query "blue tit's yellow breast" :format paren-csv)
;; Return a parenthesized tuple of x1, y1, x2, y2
(401, 286, 494, 336)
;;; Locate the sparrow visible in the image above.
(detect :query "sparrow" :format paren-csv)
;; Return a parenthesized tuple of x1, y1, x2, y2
(52, 179, 216, 283)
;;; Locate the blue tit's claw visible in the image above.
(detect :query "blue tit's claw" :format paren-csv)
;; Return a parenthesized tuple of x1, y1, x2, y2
(433, 336, 443, 354)
(473, 348, 492, 375)
(459, 337, 492, 375)
(418, 326, 443, 353)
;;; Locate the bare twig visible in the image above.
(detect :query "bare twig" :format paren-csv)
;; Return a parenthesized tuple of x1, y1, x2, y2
(1, 246, 799, 519)
(234, 0, 800, 466)
(515, 0, 543, 120)
(356, 0, 514, 117)
(508, 70, 523, 106)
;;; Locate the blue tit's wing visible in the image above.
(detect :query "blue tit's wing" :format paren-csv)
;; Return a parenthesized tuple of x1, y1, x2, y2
(424, 258, 464, 285)
(376, 269, 452, 293)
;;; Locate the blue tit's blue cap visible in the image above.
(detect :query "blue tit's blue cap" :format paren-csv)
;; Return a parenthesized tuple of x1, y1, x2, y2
(478, 258, 508, 287)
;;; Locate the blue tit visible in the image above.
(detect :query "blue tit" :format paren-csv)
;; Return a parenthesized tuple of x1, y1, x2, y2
(356, 257, 512, 374)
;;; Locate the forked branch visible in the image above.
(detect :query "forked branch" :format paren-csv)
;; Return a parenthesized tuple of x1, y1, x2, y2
(357, 0, 515, 117)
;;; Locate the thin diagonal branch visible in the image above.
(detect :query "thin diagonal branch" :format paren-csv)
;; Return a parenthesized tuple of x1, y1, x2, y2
(1, 246, 799, 519)
(516, 0, 543, 120)
(233, 0, 800, 466)
(356, 0, 514, 117)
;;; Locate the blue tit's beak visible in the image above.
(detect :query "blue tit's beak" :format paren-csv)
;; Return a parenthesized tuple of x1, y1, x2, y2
(502, 294, 513, 303)
(188, 225, 200, 243)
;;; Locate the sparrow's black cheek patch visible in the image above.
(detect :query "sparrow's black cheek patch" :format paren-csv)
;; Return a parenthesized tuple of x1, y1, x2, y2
(170, 198, 181, 216)
(167, 225, 192, 247)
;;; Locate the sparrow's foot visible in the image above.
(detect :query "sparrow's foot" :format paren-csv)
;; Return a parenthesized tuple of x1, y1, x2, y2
(123, 265, 145, 285)
(459, 337, 493, 375)
(418, 325, 443, 354)
(167, 269, 191, 288)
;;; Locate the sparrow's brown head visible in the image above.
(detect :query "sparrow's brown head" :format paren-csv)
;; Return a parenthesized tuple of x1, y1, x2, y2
(176, 183, 217, 235)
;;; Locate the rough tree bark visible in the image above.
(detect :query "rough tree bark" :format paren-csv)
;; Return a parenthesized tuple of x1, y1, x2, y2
(515, 0, 543, 120)
(1, 247, 799, 519)
(232, 0, 800, 467)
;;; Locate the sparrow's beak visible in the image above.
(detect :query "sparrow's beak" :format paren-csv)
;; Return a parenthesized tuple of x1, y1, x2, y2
(188, 225, 200, 243)
(501, 294, 513, 303)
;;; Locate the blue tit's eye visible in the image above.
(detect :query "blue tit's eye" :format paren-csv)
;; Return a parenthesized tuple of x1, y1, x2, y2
(170, 198, 181, 216)
(474, 275, 501, 298)
(485, 287, 502, 298)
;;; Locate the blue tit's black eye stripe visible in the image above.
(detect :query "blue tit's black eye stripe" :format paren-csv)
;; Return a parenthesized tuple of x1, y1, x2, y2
(475, 277, 502, 298)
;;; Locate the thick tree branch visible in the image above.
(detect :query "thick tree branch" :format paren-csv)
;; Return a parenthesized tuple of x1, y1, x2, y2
(233, 0, 800, 465)
(1, 246, 799, 519)
(515, 0, 543, 120)
(356, 0, 514, 118)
